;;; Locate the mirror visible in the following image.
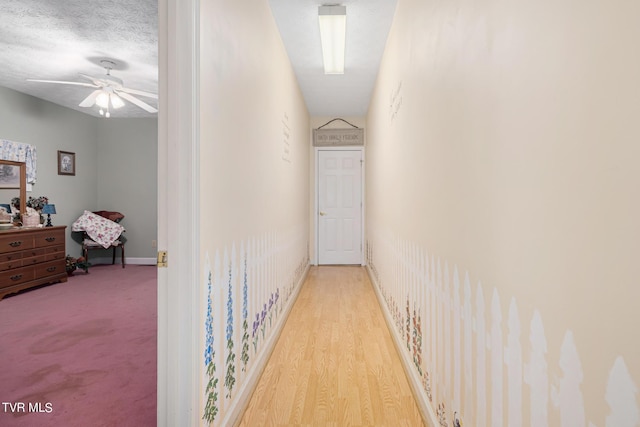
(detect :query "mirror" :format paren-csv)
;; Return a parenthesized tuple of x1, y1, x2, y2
(0, 159, 26, 217)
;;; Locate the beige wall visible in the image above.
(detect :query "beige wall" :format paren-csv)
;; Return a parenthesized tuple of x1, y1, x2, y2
(198, 1, 310, 424)
(200, 3, 309, 245)
(366, 0, 640, 425)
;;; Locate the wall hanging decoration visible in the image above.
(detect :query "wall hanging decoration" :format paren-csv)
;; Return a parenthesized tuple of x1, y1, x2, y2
(57, 150, 75, 176)
(312, 118, 364, 147)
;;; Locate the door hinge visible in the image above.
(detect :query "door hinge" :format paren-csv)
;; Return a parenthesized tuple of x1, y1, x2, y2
(157, 250, 168, 268)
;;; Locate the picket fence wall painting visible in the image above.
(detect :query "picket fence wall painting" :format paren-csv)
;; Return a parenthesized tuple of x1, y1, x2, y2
(202, 226, 309, 425)
(366, 227, 639, 427)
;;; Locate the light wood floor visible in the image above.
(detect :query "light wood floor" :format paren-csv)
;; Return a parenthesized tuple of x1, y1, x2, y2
(239, 266, 425, 426)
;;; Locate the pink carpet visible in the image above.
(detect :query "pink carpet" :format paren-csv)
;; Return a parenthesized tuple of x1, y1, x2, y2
(0, 265, 157, 427)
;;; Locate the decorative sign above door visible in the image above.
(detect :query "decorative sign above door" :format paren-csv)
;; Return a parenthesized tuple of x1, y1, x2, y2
(313, 128, 364, 147)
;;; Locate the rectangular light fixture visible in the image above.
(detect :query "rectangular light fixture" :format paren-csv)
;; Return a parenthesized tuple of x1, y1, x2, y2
(318, 5, 346, 75)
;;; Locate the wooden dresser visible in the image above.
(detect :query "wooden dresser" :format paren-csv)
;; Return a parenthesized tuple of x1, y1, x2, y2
(0, 226, 67, 300)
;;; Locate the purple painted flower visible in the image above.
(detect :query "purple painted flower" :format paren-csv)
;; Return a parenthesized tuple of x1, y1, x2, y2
(252, 314, 260, 337)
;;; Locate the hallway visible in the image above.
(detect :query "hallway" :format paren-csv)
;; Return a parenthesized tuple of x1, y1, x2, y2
(239, 266, 424, 426)
(156, 0, 640, 424)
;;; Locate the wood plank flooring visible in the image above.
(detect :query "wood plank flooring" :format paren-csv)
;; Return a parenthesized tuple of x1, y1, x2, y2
(239, 266, 425, 426)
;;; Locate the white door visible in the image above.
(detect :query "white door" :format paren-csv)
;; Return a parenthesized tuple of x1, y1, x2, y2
(318, 150, 363, 265)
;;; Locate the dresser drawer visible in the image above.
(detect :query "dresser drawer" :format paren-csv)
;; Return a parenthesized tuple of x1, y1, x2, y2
(34, 229, 65, 247)
(0, 259, 22, 271)
(21, 248, 46, 266)
(0, 265, 36, 288)
(0, 251, 23, 263)
(35, 260, 65, 278)
(45, 245, 65, 261)
(0, 235, 34, 254)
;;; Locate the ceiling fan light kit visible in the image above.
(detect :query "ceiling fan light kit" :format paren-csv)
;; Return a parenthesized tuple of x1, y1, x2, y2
(26, 59, 157, 118)
(110, 93, 125, 109)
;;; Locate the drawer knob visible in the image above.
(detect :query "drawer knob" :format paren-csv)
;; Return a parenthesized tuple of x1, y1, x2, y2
(10, 274, 23, 281)
(45, 237, 57, 242)
(9, 241, 22, 247)
(46, 266, 57, 272)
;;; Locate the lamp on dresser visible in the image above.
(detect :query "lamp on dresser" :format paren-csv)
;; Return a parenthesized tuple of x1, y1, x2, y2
(42, 204, 56, 227)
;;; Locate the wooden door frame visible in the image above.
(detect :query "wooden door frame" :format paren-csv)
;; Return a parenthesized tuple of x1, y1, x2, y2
(314, 146, 365, 266)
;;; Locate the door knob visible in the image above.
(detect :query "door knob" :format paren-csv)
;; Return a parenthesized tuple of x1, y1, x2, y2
(319, 211, 327, 216)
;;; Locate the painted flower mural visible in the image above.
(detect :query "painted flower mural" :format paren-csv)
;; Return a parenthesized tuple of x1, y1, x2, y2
(252, 313, 260, 353)
(203, 271, 219, 423)
(241, 258, 250, 372)
(201, 227, 309, 424)
(225, 266, 236, 398)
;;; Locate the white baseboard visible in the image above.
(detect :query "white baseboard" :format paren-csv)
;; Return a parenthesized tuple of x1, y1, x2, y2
(366, 265, 438, 427)
(225, 263, 311, 426)
(87, 257, 156, 266)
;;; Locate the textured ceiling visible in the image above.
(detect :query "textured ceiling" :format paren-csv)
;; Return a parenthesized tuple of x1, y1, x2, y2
(0, 0, 158, 118)
(0, 0, 395, 119)
(269, 0, 397, 117)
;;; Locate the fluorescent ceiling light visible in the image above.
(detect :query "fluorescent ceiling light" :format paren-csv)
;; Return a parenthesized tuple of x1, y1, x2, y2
(318, 5, 346, 75)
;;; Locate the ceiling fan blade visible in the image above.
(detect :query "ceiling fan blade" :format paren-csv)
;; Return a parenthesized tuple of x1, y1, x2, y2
(117, 91, 158, 113)
(119, 87, 158, 99)
(79, 90, 102, 107)
(79, 74, 105, 87)
(27, 78, 98, 88)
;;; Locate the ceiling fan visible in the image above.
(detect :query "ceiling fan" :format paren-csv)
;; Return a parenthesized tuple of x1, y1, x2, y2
(27, 59, 157, 117)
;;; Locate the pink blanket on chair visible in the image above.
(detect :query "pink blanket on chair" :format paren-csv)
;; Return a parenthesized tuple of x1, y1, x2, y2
(72, 210, 125, 249)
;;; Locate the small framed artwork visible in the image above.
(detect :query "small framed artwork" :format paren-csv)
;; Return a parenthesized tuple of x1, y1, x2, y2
(58, 151, 76, 176)
(0, 163, 20, 188)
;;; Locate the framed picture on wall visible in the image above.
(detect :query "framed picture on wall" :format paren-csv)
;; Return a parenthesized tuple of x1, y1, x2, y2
(58, 151, 76, 176)
(0, 163, 20, 188)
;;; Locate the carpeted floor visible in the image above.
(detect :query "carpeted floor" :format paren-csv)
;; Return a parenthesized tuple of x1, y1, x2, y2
(0, 265, 157, 427)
